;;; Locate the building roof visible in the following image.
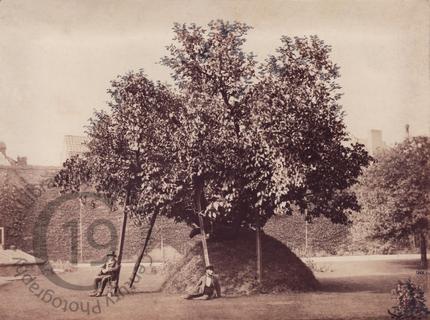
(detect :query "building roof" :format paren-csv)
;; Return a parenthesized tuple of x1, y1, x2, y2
(63, 135, 88, 158)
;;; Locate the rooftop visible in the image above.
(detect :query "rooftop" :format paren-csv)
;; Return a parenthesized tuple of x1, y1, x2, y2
(63, 135, 88, 156)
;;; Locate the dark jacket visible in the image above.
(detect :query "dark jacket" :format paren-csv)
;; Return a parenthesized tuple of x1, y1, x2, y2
(194, 274, 221, 298)
(99, 259, 119, 280)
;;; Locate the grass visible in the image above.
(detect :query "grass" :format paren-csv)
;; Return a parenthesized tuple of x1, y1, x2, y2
(0, 254, 428, 319)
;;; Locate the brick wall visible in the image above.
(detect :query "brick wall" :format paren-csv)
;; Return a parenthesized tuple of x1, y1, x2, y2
(264, 214, 351, 256)
(2, 165, 353, 260)
(0, 165, 190, 263)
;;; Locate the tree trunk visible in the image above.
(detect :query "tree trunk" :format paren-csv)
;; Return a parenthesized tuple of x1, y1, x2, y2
(256, 224, 262, 284)
(304, 208, 309, 257)
(194, 176, 210, 266)
(115, 190, 130, 293)
(420, 232, 427, 269)
(305, 221, 308, 256)
(129, 211, 158, 288)
(78, 197, 84, 263)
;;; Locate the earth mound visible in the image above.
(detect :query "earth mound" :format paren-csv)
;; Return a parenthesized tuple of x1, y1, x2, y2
(161, 230, 319, 296)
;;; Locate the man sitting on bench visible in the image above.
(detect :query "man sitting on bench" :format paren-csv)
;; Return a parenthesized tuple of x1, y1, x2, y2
(89, 251, 119, 297)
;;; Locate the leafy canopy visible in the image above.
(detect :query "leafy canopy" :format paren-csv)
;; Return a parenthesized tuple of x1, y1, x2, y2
(55, 21, 371, 232)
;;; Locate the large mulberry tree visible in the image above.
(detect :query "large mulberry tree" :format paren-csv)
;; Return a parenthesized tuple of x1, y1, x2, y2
(56, 20, 371, 245)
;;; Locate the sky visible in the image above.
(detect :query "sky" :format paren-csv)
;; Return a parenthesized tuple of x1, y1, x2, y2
(0, 0, 429, 165)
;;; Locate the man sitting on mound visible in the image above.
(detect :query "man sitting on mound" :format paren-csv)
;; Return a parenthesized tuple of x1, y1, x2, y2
(89, 251, 119, 297)
(185, 265, 221, 300)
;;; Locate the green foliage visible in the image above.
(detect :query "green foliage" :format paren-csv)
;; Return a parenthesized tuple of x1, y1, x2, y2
(0, 170, 37, 245)
(55, 72, 185, 224)
(0, 183, 29, 238)
(54, 156, 90, 193)
(55, 21, 371, 235)
(353, 136, 430, 242)
(249, 35, 370, 224)
(388, 279, 429, 319)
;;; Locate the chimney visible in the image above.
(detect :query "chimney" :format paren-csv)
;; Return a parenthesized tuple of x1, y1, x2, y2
(0, 141, 6, 156)
(405, 124, 410, 139)
(16, 156, 27, 166)
(370, 129, 384, 155)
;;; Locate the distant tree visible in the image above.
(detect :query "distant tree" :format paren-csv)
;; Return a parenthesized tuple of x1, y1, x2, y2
(354, 136, 430, 268)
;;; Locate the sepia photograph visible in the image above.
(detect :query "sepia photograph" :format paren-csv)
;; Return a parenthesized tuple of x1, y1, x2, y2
(0, 0, 429, 319)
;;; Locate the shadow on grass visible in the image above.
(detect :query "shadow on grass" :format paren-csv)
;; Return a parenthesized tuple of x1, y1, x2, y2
(319, 275, 408, 293)
(384, 259, 423, 271)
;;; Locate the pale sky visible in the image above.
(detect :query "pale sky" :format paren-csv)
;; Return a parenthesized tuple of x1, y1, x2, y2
(0, 0, 429, 165)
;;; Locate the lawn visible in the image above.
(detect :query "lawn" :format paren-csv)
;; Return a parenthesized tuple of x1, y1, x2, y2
(0, 255, 427, 320)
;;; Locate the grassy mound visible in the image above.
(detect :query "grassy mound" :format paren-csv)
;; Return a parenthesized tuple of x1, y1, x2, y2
(161, 230, 319, 296)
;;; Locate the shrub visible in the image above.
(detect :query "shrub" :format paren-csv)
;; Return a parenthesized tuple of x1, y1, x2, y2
(388, 279, 429, 319)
